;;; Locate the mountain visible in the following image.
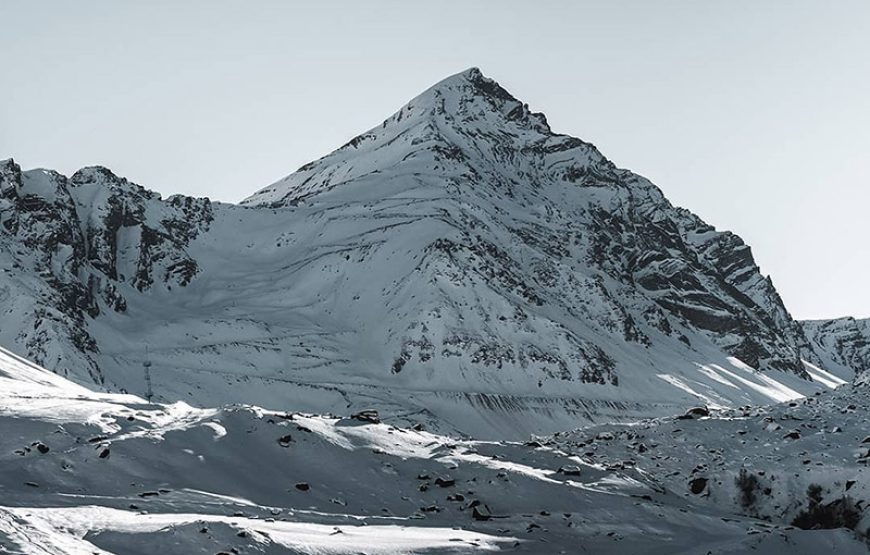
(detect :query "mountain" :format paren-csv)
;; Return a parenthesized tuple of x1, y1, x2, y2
(802, 317, 870, 377)
(1, 343, 867, 554)
(0, 68, 857, 438)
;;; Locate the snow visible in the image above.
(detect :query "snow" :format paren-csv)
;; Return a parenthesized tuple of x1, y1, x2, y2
(0, 506, 512, 555)
(0, 69, 861, 441)
(1, 68, 869, 553)
(803, 359, 848, 389)
(0, 351, 867, 553)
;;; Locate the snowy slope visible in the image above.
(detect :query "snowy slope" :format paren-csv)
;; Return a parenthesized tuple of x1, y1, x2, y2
(549, 377, 870, 543)
(0, 68, 859, 439)
(1, 346, 868, 554)
(802, 317, 870, 377)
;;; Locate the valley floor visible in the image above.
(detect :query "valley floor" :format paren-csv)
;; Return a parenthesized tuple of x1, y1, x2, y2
(1, 346, 867, 554)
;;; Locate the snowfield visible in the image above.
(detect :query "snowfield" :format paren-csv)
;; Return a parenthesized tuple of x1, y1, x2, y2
(0, 347, 868, 553)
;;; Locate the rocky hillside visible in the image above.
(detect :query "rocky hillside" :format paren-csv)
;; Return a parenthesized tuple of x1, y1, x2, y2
(0, 160, 212, 383)
(803, 317, 870, 376)
(0, 68, 858, 437)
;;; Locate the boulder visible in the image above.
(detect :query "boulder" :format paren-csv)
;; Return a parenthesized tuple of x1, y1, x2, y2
(351, 410, 380, 424)
(557, 465, 582, 476)
(689, 477, 708, 494)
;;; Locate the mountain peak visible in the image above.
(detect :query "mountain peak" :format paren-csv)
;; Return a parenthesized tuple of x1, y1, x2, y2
(242, 68, 562, 206)
(70, 165, 120, 183)
(401, 67, 551, 133)
(432, 66, 484, 85)
(423, 66, 507, 99)
(0, 158, 22, 195)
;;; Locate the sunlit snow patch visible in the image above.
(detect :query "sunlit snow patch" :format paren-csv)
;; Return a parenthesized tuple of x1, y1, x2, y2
(656, 373, 727, 408)
(0, 346, 220, 437)
(0, 505, 513, 555)
(723, 357, 803, 402)
(802, 359, 848, 389)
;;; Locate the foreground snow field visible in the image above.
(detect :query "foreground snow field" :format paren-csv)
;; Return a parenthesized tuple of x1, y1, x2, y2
(1, 347, 867, 554)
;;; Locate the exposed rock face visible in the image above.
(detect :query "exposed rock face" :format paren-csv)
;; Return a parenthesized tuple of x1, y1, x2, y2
(802, 317, 870, 377)
(0, 159, 211, 381)
(0, 69, 852, 436)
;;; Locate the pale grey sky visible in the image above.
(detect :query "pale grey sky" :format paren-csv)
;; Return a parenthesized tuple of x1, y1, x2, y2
(1, 1, 867, 320)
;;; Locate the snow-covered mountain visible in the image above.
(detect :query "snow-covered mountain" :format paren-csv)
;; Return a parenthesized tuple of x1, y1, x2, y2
(0, 68, 859, 438)
(803, 317, 870, 377)
(1, 343, 867, 554)
(2, 67, 869, 553)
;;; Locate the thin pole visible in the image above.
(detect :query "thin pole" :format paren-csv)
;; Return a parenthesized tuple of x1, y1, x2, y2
(143, 345, 153, 401)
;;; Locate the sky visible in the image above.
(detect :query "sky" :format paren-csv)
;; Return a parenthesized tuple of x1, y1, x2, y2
(0, 1, 867, 320)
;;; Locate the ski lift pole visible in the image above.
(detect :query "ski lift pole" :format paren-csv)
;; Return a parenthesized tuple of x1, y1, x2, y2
(143, 345, 153, 401)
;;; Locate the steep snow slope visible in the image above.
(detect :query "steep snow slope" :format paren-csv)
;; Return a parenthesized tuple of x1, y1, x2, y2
(0, 68, 857, 438)
(244, 67, 818, 377)
(803, 317, 870, 377)
(1, 347, 868, 554)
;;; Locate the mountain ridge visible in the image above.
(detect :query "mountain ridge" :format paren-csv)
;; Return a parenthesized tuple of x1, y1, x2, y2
(0, 68, 863, 438)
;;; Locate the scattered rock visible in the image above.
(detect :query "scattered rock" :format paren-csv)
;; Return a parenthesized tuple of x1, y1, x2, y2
(557, 465, 582, 476)
(351, 410, 380, 424)
(689, 477, 708, 494)
(680, 406, 710, 420)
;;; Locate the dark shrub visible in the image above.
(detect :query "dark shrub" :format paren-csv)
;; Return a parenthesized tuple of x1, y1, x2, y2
(735, 468, 760, 510)
(792, 484, 862, 534)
